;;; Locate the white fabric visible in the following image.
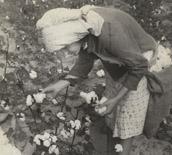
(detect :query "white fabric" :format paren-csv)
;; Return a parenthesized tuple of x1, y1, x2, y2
(36, 5, 104, 52)
(42, 19, 90, 52)
(36, 8, 81, 29)
(0, 127, 21, 155)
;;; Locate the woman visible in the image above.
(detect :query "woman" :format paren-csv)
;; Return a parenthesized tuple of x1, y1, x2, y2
(37, 5, 158, 155)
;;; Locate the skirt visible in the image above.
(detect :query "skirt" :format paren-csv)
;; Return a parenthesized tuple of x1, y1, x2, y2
(103, 50, 156, 139)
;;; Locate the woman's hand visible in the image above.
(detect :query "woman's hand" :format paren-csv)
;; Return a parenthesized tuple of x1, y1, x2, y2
(42, 80, 70, 101)
(96, 97, 119, 116)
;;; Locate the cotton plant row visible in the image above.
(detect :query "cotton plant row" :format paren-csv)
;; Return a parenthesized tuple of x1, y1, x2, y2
(25, 89, 94, 155)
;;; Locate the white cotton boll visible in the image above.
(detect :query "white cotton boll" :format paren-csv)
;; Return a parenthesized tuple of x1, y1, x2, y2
(60, 128, 68, 139)
(49, 145, 56, 154)
(52, 99, 58, 105)
(57, 112, 66, 120)
(4, 105, 10, 110)
(86, 91, 98, 104)
(70, 120, 76, 128)
(41, 151, 45, 155)
(85, 115, 91, 123)
(149, 45, 172, 72)
(29, 70, 37, 79)
(101, 83, 106, 87)
(98, 107, 107, 114)
(75, 120, 81, 130)
(33, 93, 46, 103)
(0, 100, 6, 107)
(115, 144, 123, 152)
(96, 69, 105, 78)
(54, 147, 60, 155)
(20, 113, 26, 121)
(33, 135, 42, 145)
(43, 139, 51, 147)
(51, 135, 58, 143)
(44, 132, 50, 140)
(80, 91, 98, 104)
(26, 95, 33, 106)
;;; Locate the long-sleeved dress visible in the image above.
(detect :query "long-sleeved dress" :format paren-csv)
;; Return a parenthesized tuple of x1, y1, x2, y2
(68, 7, 157, 139)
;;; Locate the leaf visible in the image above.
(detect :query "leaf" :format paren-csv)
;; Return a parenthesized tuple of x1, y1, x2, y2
(0, 113, 9, 124)
(83, 142, 95, 155)
(11, 115, 16, 129)
(22, 142, 36, 155)
(65, 105, 71, 112)
(16, 66, 30, 82)
(5, 127, 14, 137)
(93, 84, 105, 99)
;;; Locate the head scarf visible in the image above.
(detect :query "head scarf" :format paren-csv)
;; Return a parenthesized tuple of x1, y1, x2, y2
(36, 5, 104, 52)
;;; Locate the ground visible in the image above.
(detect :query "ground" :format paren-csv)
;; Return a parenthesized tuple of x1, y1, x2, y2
(0, 0, 172, 155)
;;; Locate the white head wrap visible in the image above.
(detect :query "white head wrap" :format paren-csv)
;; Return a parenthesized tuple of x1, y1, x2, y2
(36, 5, 104, 52)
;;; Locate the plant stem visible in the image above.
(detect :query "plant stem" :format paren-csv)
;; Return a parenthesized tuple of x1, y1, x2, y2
(61, 86, 68, 112)
(29, 106, 38, 133)
(4, 35, 9, 81)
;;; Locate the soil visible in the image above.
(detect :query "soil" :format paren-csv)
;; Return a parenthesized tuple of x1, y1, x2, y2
(0, 0, 172, 155)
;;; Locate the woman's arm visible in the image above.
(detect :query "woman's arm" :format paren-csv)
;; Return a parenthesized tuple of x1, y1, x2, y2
(98, 86, 129, 115)
(42, 49, 98, 99)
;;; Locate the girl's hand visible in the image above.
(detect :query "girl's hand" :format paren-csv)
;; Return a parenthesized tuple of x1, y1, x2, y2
(42, 80, 70, 101)
(96, 97, 119, 116)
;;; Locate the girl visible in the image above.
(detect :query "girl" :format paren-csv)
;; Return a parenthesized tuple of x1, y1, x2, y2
(37, 5, 158, 155)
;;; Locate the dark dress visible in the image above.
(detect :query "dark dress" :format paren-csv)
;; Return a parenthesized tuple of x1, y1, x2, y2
(68, 7, 171, 139)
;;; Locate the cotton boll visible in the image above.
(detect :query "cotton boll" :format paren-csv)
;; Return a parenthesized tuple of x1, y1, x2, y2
(115, 144, 123, 152)
(96, 69, 105, 78)
(19, 113, 26, 121)
(49, 145, 56, 154)
(70, 120, 76, 128)
(29, 70, 37, 79)
(43, 139, 51, 147)
(26, 95, 34, 106)
(98, 107, 107, 114)
(52, 99, 58, 105)
(4, 105, 10, 110)
(57, 112, 66, 120)
(60, 128, 68, 139)
(44, 132, 50, 140)
(149, 45, 172, 72)
(51, 136, 58, 143)
(54, 147, 60, 155)
(75, 120, 81, 130)
(41, 151, 45, 155)
(33, 93, 46, 103)
(33, 134, 42, 145)
(0, 100, 6, 107)
(80, 91, 98, 104)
